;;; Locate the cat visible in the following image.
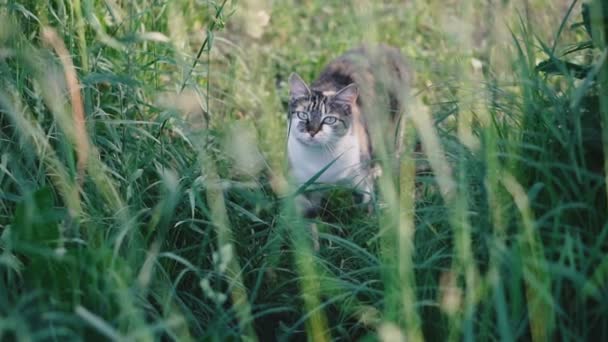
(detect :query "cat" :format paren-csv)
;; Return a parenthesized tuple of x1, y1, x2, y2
(287, 44, 412, 220)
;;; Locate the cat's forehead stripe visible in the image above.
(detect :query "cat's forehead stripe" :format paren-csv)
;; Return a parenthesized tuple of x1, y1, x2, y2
(293, 92, 340, 116)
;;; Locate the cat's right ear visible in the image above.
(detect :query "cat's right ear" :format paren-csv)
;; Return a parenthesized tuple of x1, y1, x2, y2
(289, 73, 310, 99)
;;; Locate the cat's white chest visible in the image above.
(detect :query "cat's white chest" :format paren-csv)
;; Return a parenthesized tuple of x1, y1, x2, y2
(287, 133, 362, 185)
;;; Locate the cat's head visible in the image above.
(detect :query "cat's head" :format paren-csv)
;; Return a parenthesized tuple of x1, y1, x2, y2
(288, 73, 358, 147)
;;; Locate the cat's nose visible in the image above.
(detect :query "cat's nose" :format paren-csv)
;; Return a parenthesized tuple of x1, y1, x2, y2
(306, 123, 321, 137)
(309, 129, 322, 137)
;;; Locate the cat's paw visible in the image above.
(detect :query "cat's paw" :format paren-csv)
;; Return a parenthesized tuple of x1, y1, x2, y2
(296, 194, 321, 218)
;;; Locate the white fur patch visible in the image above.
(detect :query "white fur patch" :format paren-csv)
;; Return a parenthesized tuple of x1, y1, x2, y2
(287, 126, 366, 187)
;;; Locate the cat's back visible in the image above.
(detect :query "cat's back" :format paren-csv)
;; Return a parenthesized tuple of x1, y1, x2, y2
(311, 44, 411, 113)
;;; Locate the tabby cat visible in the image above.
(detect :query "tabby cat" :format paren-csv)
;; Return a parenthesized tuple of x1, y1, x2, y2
(287, 45, 411, 217)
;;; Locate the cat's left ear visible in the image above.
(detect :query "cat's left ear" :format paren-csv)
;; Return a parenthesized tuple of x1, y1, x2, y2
(333, 83, 358, 105)
(289, 73, 311, 99)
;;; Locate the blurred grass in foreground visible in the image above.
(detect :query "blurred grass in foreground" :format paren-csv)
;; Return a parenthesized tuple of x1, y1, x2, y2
(1, 0, 607, 341)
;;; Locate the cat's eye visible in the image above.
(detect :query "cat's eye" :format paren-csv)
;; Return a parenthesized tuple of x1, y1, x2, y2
(296, 112, 309, 120)
(323, 116, 338, 125)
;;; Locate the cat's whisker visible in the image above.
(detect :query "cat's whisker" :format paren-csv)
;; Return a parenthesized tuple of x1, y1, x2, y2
(325, 143, 337, 156)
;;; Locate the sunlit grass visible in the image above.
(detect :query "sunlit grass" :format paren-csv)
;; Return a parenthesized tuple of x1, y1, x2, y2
(1, 0, 607, 341)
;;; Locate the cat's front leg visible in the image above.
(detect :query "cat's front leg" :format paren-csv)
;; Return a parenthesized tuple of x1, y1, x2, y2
(361, 181, 374, 204)
(295, 192, 323, 218)
(353, 171, 376, 213)
(360, 179, 375, 214)
(295, 192, 323, 251)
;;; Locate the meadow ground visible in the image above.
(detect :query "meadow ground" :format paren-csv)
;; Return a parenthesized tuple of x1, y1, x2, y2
(1, 0, 607, 341)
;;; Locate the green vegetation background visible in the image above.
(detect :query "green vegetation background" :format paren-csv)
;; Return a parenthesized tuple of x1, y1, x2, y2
(1, 0, 607, 341)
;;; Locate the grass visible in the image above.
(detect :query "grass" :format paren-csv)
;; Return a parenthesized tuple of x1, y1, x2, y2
(1, 0, 607, 340)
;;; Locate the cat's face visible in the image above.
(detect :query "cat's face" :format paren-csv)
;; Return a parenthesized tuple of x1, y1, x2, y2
(288, 73, 358, 147)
